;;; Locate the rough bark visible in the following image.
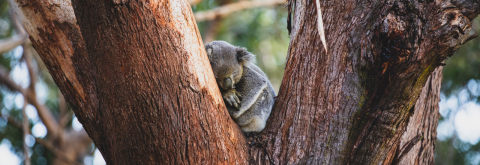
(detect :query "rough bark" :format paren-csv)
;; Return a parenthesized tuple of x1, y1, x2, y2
(393, 67, 442, 165)
(70, 0, 248, 164)
(8, 0, 479, 164)
(250, 0, 478, 164)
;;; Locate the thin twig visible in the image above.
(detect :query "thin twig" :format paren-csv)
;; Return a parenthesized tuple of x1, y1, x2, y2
(194, 0, 286, 22)
(9, 10, 27, 37)
(22, 95, 30, 165)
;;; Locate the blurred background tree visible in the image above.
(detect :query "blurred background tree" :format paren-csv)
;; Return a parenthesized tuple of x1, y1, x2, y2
(0, 0, 478, 164)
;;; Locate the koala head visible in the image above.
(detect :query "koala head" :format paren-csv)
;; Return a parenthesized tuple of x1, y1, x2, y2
(205, 41, 255, 90)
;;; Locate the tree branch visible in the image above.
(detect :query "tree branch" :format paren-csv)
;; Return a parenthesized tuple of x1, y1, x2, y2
(35, 138, 85, 165)
(194, 0, 286, 22)
(0, 65, 24, 92)
(23, 46, 35, 90)
(0, 105, 84, 165)
(0, 113, 25, 133)
(0, 113, 75, 165)
(0, 10, 28, 54)
(20, 25, 33, 165)
(0, 64, 60, 138)
(0, 35, 28, 54)
(21, 41, 62, 139)
(2, 11, 61, 138)
(22, 95, 30, 165)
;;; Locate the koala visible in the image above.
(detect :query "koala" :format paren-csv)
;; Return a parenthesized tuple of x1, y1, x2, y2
(205, 41, 275, 133)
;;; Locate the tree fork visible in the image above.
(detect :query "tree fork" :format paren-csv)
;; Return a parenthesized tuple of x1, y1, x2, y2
(7, 0, 479, 164)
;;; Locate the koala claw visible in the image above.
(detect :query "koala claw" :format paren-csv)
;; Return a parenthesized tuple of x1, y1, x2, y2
(223, 89, 241, 109)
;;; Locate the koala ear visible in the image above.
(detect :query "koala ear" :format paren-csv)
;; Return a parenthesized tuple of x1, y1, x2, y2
(236, 47, 255, 66)
(205, 45, 213, 59)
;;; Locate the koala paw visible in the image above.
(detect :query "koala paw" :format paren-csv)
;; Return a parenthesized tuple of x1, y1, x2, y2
(222, 89, 242, 109)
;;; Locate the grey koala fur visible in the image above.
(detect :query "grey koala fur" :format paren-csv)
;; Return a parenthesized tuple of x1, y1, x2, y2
(205, 41, 275, 133)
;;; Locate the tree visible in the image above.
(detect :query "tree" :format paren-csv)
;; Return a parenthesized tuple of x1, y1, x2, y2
(7, 0, 479, 164)
(395, 67, 442, 165)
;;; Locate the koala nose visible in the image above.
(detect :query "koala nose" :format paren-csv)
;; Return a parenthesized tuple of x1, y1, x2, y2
(223, 78, 233, 89)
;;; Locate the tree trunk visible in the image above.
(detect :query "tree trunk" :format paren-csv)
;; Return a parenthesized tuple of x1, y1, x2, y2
(251, 0, 478, 164)
(8, 0, 479, 164)
(70, 0, 249, 164)
(393, 67, 442, 165)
